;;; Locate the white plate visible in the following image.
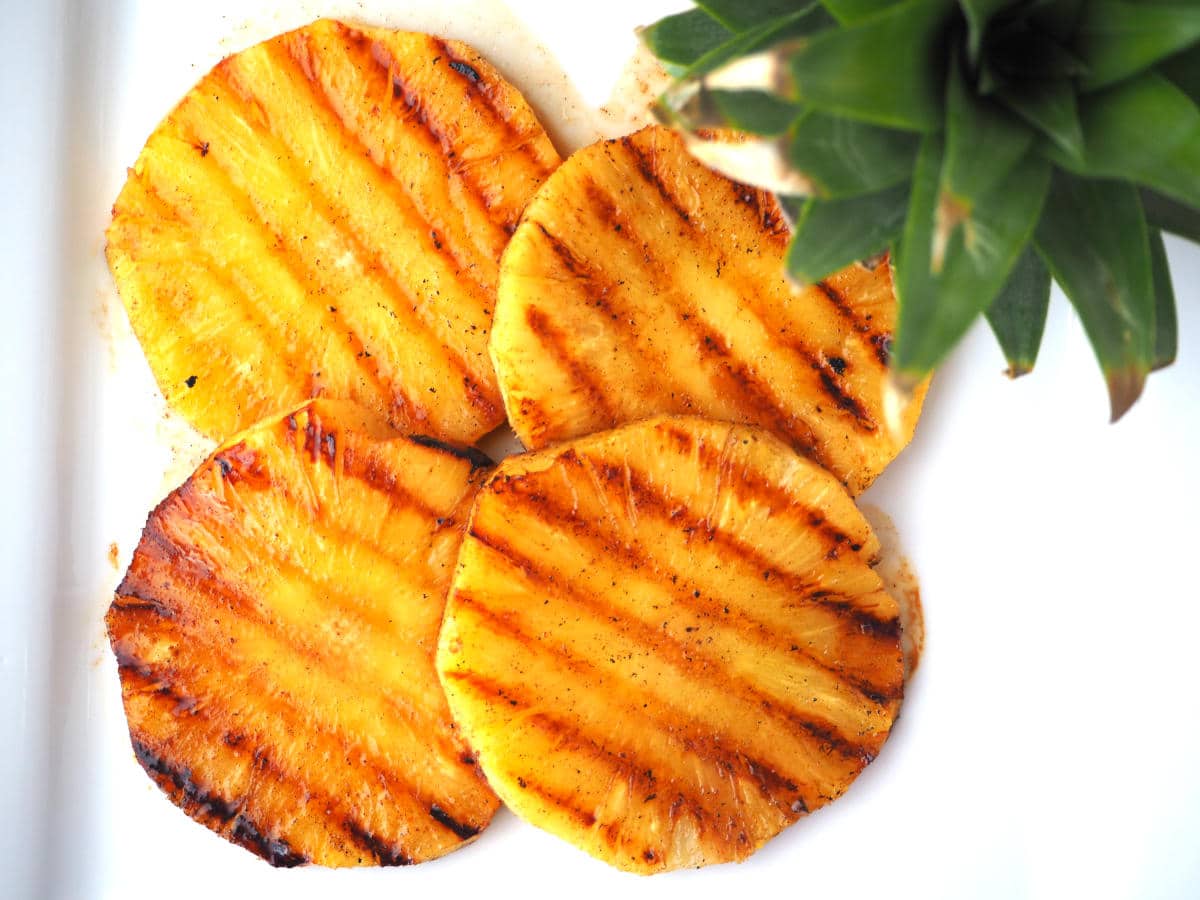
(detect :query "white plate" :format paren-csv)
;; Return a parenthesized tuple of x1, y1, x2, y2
(4, 2, 1200, 898)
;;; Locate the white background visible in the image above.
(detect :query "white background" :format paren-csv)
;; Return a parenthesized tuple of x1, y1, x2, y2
(3, 2, 1199, 898)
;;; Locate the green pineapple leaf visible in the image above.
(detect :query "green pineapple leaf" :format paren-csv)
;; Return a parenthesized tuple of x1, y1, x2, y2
(681, 5, 834, 78)
(1076, 1, 1200, 92)
(1141, 187, 1200, 244)
(942, 53, 1035, 215)
(706, 90, 803, 136)
(788, 111, 920, 197)
(893, 136, 1051, 383)
(639, 9, 731, 72)
(697, 0, 815, 31)
(782, 182, 911, 283)
(1034, 173, 1155, 421)
(984, 245, 1052, 377)
(819, 0, 904, 24)
(960, 0, 1009, 63)
(996, 78, 1085, 159)
(1053, 73, 1200, 208)
(786, 0, 953, 131)
(1161, 44, 1200, 103)
(1149, 228, 1179, 370)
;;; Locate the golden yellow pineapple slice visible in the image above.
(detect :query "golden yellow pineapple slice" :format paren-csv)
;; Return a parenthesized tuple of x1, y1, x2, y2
(437, 415, 903, 873)
(491, 124, 926, 495)
(106, 399, 498, 867)
(106, 18, 560, 445)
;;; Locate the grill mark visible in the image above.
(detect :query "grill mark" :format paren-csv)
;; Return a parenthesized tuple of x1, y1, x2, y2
(429, 803, 481, 840)
(344, 820, 414, 866)
(368, 39, 530, 223)
(150, 122, 420, 429)
(117, 181, 318, 402)
(451, 594, 818, 808)
(277, 35, 500, 351)
(405, 433, 494, 470)
(523, 302, 620, 431)
(576, 181, 836, 466)
(465, 524, 883, 763)
(613, 143, 881, 442)
(731, 182, 789, 239)
(113, 601, 491, 853)
(129, 737, 308, 867)
(209, 68, 497, 423)
(814, 279, 893, 368)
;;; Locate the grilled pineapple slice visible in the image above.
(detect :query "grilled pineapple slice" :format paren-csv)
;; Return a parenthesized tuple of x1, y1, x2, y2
(437, 415, 903, 873)
(491, 124, 926, 495)
(106, 19, 560, 445)
(106, 399, 498, 867)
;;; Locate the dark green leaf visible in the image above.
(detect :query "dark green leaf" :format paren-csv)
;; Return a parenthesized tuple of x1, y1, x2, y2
(783, 182, 910, 282)
(942, 54, 1034, 211)
(988, 26, 1090, 81)
(1160, 44, 1200, 104)
(1148, 227, 1178, 370)
(1076, 2, 1200, 92)
(1029, 0, 1085, 42)
(787, 0, 954, 131)
(984, 245, 1052, 377)
(893, 137, 1051, 382)
(1141, 187, 1200, 244)
(1033, 173, 1155, 421)
(705, 90, 803, 135)
(788, 112, 920, 197)
(960, 0, 1008, 63)
(1051, 73, 1200, 208)
(683, 5, 835, 78)
(697, 0, 814, 31)
(996, 78, 1084, 158)
(639, 9, 732, 71)
(819, 0, 904, 24)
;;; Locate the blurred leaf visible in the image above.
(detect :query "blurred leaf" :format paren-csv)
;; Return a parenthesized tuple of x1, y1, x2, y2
(1051, 73, 1200, 208)
(984, 245, 1052, 377)
(1076, 2, 1200, 92)
(1033, 173, 1155, 421)
(1148, 227, 1178, 370)
(684, 5, 835, 78)
(1029, 0, 1085, 42)
(942, 54, 1035, 211)
(1160, 44, 1200, 103)
(996, 78, 1084, 159)
(788, 111, 920, 197)
(820, 0, 904, 24)
(1141, 187, 1200, 244)
(960, 0, 1009, 63)
(782, 182, 910, 283)
(989, 25, 1089, 81)
(787, 0, 953, 131)
(893, 136, 1051, 381)
(707, 90, 803, 135)
(640, 9, 732, 72)
(698, 0, 814, 31)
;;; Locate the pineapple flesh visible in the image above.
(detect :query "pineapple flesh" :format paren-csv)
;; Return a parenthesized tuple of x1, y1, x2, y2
(437, 415, 904, 873)
(106, 18, 561, 445)
(491, 124, 926, 495)
(106, 399, 499, 866)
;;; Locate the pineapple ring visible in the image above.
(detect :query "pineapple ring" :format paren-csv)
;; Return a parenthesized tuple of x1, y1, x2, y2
(491, 124, 926, 495)
(437, 415, 904, 873)
(106, 18, 560, 445)
(106, 399, 499, 867)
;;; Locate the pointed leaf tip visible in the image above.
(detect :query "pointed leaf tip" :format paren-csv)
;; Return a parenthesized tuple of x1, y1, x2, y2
(1107, 366, 1147, 423)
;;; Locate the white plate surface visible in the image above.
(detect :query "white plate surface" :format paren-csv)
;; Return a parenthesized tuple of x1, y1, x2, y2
(4, 2, 1200, 898)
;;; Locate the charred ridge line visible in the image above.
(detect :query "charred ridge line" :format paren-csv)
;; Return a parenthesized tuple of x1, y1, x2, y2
(120, 625, 480, 862)
(344, 819, 414, 866)
(406, 433, 494, 469)
(281, 31, 499, 301)
(451, 592, 816, 805)
(576, 179, 828, 464)
(429, 803, 481, 840)
(465, 522, 882, 762)
(813, 279, 892, 368)
(275, 36, 502, 387)
(621, 136, 693, 226)
(169, 90, 414, 427)
(523, 300, 620, 425)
